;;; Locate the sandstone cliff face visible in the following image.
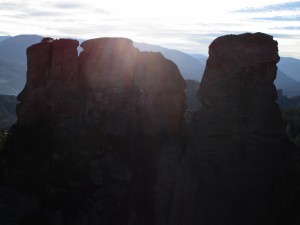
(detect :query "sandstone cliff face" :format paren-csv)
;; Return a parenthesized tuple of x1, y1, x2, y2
(172, 33, 287, 225)
(1, 37, 186, 225)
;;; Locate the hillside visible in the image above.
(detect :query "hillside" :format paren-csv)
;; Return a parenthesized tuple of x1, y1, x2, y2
(0, 36, 10, 42)
(189, 53, 208, 66)
(0, 35, 43, 95)
(0, 35, 42, 64)
(277, 90, 300, 108)
(0, 60, 26, 95)
(0, 94, 17, 128)
(274, 70, 300, 96)
(278, 57, 300, 82)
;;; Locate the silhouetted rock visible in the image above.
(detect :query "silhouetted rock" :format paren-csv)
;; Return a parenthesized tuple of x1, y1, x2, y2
(17, 39, 80, 131)
(172, 33, 288, 225)
(1, 33, 299, 225)
(79, 38, 185, 137)
(1, 38, 186, 224)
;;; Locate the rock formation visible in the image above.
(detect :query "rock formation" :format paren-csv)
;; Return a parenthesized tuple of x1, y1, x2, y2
(1, 37, 186, 225)
(17, 38, 185, 139)
(0, 33, 298, 225)
(171, 33, 288, 225)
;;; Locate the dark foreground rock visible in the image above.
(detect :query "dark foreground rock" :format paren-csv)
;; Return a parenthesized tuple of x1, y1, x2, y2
(0, 33, 299, 225)
(0, 37, 186, 225)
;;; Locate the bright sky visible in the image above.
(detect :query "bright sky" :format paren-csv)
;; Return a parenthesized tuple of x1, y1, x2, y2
(1, 0, 300, 58)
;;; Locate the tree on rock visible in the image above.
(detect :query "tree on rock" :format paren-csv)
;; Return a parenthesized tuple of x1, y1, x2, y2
(41, 37, 54, 43)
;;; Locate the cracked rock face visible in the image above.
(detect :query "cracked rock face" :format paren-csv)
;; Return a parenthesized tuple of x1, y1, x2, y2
(172, 33, 286, 225)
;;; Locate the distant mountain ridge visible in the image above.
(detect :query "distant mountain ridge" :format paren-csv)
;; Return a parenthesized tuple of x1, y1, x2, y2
(278, 57, 300, 82)
(0, 35, 43, 95)
(0, 34, 42, 64)
(275, 70, 300, 96)
(0, 36, 11, 42)
(189, 54, 208, 66)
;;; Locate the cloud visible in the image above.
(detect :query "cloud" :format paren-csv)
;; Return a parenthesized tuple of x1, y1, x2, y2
(252, 15, 300, 21)
(53, 2, 111, 14)
(272, 33, 300, 38)
(235, 1, 300, 13)
(0, 2, 21, 10)
(1, 1, 300, 58)
(54, 2, 84, 9)
(92, 8, 112, 15)
(273, 26, 300, 30)
(23, 10, 63, 18)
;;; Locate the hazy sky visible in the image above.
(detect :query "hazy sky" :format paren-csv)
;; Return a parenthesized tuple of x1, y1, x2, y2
(1, 0, 300, 58)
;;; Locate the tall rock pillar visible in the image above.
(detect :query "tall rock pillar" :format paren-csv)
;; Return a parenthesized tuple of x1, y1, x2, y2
(172, 33, 286, 225)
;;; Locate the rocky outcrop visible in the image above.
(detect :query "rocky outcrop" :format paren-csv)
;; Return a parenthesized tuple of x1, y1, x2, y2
(17, 39, 80, 137)
(78, 38, 185, 137)
(1, 33, 298, 225)
(172, 33, 288, 225)
(17, 38, 185, 139)
(1, 37, 186, 225)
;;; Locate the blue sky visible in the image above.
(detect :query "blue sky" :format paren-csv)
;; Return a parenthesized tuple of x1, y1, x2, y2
(1, 0, 300, 58)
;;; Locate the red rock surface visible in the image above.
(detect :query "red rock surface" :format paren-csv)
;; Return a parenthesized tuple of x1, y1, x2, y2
(17, 39, 80, 132)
